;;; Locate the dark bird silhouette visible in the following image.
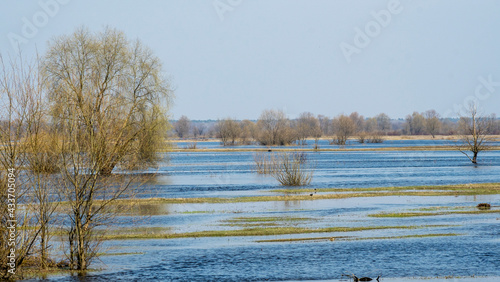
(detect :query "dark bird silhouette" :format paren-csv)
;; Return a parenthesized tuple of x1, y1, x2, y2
(354, 275, 380, 282)
(309, 193, 313, 196)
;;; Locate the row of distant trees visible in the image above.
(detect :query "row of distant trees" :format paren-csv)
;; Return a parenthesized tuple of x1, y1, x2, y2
(173, 109, 499, 146)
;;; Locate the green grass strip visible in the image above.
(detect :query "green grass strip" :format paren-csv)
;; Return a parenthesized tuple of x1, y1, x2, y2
(102, 224, 451, 240)
(256, 233, 461, 243)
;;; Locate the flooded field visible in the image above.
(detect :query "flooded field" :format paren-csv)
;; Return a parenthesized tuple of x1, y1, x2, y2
(47, 143, 500, 281)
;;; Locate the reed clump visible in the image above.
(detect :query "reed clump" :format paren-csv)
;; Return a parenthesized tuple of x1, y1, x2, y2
(254, 152, 313, 186)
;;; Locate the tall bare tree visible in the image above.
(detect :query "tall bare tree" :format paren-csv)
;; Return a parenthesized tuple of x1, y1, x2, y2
(42, 26, 172, 175)
(405, 112, 426, 135)
(216, 118, 241, 146)
(331, 114, 355, 145)
(295, 112, 320, 145)
(240, 119, 256, 145)
(424, 109, 441, 138)
(41, 26, 172, 270)
(257, 109, 295, 146)
(317, 115, 331, 136)
(375, 113, 391, 132)
(457, 103, 493, 164)
(175, 115, 191, 139)
(0, 54, 55, 277)
(192, 123, 206, 139)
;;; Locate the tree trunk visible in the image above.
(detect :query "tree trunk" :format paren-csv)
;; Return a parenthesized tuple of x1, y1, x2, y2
(472, 151, 478, 164)
(41, 224, 47, 269)
(77, 227, 86, 270)
(69, 228, 75, 269)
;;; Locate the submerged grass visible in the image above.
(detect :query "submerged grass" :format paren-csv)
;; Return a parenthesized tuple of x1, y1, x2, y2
(256, 233, 461, 243)
(270, 183, 500, 194)
(226, 216, 312, 223)
(369, 209, 500, 218)
(54, 183, 500, 207)
(102, 224, 452, 240)
(96, 252, 144, 257)
(222, 216, 313, 227)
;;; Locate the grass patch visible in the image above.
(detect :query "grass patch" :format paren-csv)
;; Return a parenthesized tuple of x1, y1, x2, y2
(350, 233, 462, 241)
(221, 222, 280, 227)
(226, 216, 312, 223)
(101, 224, 452, 240)
(96, 252, 144, 256)
(55, 183, 500, 206)
(271, 183, 500, 194)
(369, 212, 437, 218)
(222, 216, 313, 227)
(257, 236, 350, 243)
(256, 233, 461, 243)
(369, 209, 500, 218)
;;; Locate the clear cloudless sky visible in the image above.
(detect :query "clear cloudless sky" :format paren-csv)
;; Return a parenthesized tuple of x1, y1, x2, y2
(1, 0, 500, 120)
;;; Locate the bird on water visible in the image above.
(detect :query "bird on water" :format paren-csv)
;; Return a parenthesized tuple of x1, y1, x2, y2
(353, 275, 380, 282)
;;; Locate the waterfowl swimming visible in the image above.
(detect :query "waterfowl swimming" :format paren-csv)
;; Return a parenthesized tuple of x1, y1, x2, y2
(354, 275, 380, 282)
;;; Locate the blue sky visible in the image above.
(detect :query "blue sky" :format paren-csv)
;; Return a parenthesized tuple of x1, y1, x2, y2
(1, 0, 500, 120)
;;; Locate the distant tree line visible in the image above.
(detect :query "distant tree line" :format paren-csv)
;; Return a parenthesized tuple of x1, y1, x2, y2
(172, 109, 500, 146)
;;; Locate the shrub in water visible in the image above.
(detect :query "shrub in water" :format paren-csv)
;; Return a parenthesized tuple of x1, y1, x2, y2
(477, 203, 491, 210)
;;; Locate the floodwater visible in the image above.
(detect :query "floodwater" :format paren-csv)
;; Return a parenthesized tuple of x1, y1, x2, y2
(46, 141, 500, 281)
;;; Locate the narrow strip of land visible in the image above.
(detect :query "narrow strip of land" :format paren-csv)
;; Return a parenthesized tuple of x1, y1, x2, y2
(108, 183, 500, 205)
(101, 224, 451, 240)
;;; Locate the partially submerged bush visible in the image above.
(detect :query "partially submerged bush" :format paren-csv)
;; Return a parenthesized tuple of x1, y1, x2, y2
(254, 152, 276, 174)
(184, 142, 197, 150)
(477, 203, 491, 210)
(368, 133, 384, 143)
(357, 132, 367, 144)
(271, 152, 313, 186)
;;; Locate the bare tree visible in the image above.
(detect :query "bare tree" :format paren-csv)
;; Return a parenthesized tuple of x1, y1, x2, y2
(311, 117, 323, 149)
(257, 109, 295, 146)
(331, 114, 355, 145)
(216, 118, 241, 146)
(375, 113, 391, 132)
(349, 112, 365, 133)
(0, 54, 54, 277)
(405, 112, 426, 135)
(192, 123, 206, 139)
(41, 26, 171, 270)
(21, 68, 60, 270)
(295, 112, 320, 145)
(425, 110, 441, 138)
(317, 115, 331, 136)
(456, 103, 493, 164)
(43, 26, 172, 176)
(240, 119, 256, 145)
(175, 115, 191, 139)
(349, 112, 366, 143)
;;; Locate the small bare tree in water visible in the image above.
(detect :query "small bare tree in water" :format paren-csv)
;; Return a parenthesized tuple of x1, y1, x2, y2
(456, 103, 494, 164)
(0, 54, 59, 277)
